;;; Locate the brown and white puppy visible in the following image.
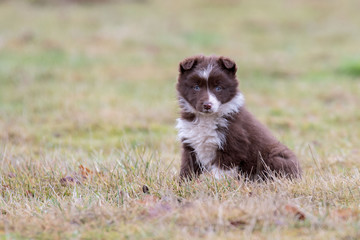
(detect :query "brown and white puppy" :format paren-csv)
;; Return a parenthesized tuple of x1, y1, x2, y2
(176, 55, 301, 181)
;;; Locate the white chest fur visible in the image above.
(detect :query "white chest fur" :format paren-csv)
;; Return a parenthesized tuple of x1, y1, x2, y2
(176, 115, 228, 169)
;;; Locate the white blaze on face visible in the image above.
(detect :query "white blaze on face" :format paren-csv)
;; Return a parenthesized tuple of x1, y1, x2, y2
(207, 91, 220, 113)
(198, 64, 213, 79)
(196, 64, 221, 114)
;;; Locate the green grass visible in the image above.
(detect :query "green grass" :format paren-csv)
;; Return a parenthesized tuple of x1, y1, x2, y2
(338, 58, 360, 77)
(1, 0, 360, 239)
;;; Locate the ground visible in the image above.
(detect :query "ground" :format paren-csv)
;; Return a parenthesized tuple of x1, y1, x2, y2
(1, 0, 360, 239)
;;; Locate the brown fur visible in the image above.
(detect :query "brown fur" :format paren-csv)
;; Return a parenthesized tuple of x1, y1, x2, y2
(177, 55, 302, 181)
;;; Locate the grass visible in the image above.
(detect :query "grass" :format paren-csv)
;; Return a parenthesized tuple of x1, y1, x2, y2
(1, 0, 360, 239)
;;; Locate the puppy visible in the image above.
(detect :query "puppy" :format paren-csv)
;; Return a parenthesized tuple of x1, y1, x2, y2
(176, 55, 301, 180)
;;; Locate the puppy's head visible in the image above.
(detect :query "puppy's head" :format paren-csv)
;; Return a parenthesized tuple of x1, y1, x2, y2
(177, 55, 239, 115)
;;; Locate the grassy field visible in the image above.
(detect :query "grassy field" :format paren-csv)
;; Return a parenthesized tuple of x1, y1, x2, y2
(1, 0, 360, 239)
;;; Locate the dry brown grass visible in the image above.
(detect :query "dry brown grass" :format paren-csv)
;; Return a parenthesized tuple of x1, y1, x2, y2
(1, 0, 360, 239)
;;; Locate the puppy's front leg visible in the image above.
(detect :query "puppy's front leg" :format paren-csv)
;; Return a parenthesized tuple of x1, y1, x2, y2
(179, 144, 202, 181)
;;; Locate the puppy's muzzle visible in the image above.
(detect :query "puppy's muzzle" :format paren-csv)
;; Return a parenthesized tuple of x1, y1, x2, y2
(203, 102, 212, 111)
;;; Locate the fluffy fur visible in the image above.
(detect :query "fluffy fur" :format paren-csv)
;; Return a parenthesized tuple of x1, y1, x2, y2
(176, 55, 302, 180)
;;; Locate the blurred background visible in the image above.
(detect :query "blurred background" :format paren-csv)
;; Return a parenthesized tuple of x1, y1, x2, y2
(2, 1, 360, 238)
(0, 0, 360, 166)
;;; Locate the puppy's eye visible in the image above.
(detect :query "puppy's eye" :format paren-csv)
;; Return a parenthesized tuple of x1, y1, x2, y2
(215, 86, 222, 92)
(193, 85, 200, 91)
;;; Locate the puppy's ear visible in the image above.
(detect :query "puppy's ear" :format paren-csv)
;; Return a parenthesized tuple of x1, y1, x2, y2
(179, 57, 198, 73)
(218, 57, 237, 74)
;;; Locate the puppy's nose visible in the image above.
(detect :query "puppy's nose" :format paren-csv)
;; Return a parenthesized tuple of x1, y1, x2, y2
(203, 102, 212, 110)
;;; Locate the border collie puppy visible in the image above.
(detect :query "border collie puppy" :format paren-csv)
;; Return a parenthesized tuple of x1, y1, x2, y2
(176, 55, 301, 180)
